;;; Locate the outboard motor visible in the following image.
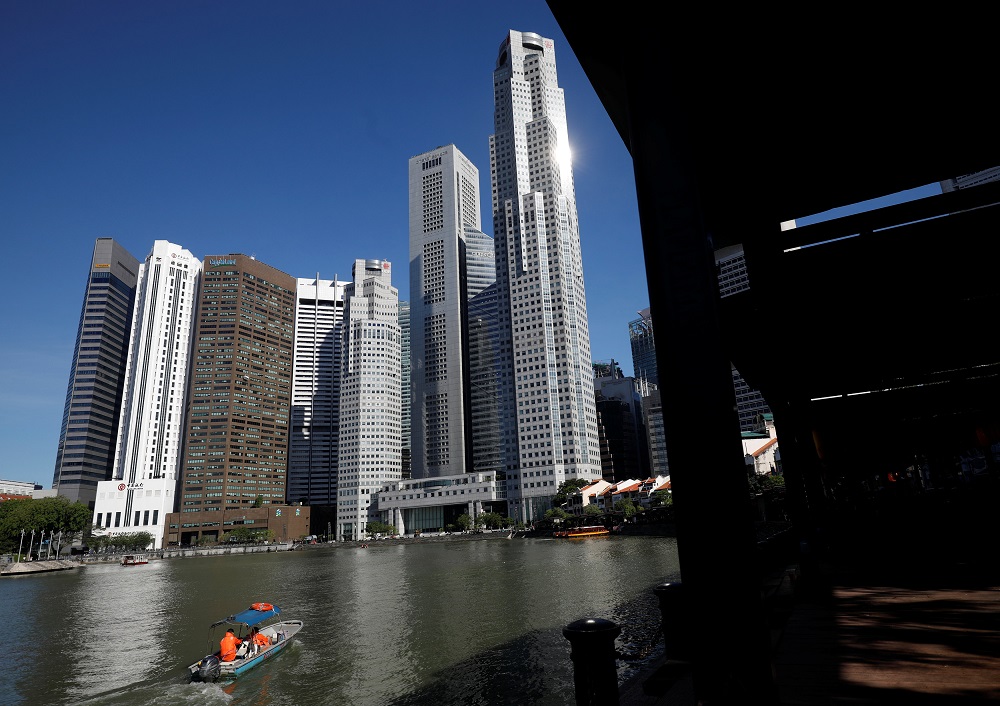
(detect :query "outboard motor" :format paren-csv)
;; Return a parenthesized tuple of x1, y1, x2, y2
(197, 654, 222, 682)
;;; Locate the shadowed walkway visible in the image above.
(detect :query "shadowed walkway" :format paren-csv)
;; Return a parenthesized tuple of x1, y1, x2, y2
(620, 521, 1000, 705)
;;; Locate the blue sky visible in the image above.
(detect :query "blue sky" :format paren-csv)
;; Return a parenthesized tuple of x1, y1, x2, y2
(1, 1, 649, 486)
(0, 1, 944, 488)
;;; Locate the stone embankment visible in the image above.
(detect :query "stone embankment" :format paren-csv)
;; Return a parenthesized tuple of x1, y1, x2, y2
(1, 542, 297, 576)
(1, 559, 80, 576)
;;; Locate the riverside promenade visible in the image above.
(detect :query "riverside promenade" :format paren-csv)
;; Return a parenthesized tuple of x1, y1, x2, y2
(618, 525, 1000, 705)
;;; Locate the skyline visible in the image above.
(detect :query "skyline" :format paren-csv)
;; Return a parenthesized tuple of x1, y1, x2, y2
(0, 2, 944, 489)
(1, 1, 648, 487)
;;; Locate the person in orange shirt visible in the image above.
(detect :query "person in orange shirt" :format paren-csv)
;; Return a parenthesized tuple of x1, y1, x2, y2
(250, 627, 270, 655)
(220, 628, 243, 662)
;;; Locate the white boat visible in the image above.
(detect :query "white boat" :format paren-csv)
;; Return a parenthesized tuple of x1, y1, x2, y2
(188, 602, 304, 682)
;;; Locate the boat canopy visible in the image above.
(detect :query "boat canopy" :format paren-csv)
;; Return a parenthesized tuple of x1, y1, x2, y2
(212, 604, 281, 629)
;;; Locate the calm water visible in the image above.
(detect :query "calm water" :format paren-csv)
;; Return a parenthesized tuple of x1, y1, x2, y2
(3, 535, 679, 706)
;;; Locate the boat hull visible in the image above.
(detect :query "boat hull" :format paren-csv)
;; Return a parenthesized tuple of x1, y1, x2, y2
(552, 527, 610, 538)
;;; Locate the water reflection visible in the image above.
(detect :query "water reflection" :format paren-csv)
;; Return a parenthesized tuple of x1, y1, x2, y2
(5, 536, 679, 706)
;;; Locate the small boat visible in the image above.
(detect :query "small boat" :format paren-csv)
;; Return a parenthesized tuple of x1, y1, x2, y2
(552, 525, 610, 538)
(121, 555, 148, 566)
(188, 602, 304, 682)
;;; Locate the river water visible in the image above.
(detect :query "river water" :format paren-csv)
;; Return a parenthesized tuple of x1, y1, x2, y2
(3, 535, 680, 706)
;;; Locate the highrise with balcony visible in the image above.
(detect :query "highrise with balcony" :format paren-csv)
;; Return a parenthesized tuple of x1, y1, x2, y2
(92, 241, 201, 548)
(335, 259, 401, 541)
(53, 238, 140, 509)
(490, 30, 601, 522)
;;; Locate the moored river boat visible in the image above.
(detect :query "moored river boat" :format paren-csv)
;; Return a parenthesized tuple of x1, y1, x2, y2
(552, 525, 610, 538)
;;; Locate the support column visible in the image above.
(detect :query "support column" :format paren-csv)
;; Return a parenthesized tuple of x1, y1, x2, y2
(621, 45, 778, 705)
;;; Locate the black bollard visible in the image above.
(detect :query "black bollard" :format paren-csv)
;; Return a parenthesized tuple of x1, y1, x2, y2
(563, 617, 622, 706)
(654, 582, 692, 661)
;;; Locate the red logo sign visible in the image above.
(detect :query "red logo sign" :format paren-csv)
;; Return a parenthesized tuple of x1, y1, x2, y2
(118, 483, 126, 491)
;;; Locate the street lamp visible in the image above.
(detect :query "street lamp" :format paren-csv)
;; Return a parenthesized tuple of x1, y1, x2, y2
(17, 529, 25, 562)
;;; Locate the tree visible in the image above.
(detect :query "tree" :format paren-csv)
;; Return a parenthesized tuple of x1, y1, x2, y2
(613, 498, 638, 518)
(544, 507, 570, 520)
(223, 527, 253, 543)
(87, 530, 154, 553)
(456, 513, 472, 532)
(480, 512, 504, 529)
(584, 504, 603, 516)
(366, 520, 395, 536)
(253, 495, 264, 508)
(0, 496, 92, 553)
(651, 490, 673, 507)
(552, 478, 595, 507)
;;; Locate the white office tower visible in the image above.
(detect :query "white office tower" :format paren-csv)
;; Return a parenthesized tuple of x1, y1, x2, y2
(335, 259, 402, 541)
(289, 276, 347, 509)
(408, 145, 498, 478)
(93, 241, 201, 549)
(490, 30, 601, 522)
(398, 301, 411, 478)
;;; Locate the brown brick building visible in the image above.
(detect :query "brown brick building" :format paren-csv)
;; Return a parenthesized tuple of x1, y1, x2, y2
(163, 254, 305, 545)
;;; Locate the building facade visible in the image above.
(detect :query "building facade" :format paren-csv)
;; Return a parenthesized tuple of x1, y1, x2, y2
(53, 238, 140, 509)
(288, 276, 346, 517)
(642, 389, 669, 476)
(164, 254, 298, 546)
(490, 30, 602, 522)
(714, 244, 772, 432)
(595, 375, 650, 483)
(92, 241, 201, 548)
(335, 259, 402, 541)
(629, 308, 657, 388)
(398, 300, 411, 479)
(408, 145, 497, 478)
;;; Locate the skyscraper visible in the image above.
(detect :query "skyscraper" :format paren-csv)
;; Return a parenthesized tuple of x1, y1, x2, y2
(398, 300, 411, 479)
(408, 144, 497, 478)
(490, 30, 601, 522)
(288, 276, 346, 515)
(92, 241, 201, 548)
(629, 308, 657, 388)
(335, 259, 401, 541)
(165, 254, 299, 546)
(715, 244, 772, 432)
(53, 238, 140, 509)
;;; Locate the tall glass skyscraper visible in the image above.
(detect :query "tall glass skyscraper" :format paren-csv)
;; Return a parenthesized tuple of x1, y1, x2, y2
(629, 308, 657, 387)
(408, 145, 496, 478)
(92, 241, 201, 548)
(53, 238, 140, 509)
(490, 30, 601, 522)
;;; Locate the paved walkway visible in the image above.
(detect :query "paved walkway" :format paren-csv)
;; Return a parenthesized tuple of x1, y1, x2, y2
(619, 544, 1000, 705)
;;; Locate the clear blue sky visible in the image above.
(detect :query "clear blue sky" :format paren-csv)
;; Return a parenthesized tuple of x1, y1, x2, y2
(0, 1, 649, 486)
(0, 1, 944, 488)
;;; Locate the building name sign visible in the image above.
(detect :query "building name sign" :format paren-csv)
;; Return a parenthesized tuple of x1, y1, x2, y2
(94, 263, 110, 268)
(117, 482, 144, 491)
(209, 257, 236, 267)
